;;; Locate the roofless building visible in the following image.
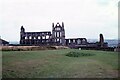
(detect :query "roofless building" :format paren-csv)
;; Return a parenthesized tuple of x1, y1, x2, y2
(20, 22, 107, 48)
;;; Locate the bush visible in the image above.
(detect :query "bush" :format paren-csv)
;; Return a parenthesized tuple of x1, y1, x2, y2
(65, 51, 95, 57)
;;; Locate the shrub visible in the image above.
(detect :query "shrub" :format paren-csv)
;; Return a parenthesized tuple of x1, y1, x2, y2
(65, 51, 95, 57)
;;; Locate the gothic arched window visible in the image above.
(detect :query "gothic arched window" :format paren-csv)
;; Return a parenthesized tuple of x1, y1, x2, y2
(29, 36, 32, 39)
(38, 36, 41, 39)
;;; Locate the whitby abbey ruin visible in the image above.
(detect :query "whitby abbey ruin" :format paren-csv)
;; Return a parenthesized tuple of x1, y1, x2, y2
(20, 22, 108, 49)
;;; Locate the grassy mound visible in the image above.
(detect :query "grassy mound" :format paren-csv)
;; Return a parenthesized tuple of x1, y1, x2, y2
(65, 51, 95, 57)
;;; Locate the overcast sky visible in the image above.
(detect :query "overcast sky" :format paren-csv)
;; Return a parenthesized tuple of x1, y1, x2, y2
(0, 0, 119, 42)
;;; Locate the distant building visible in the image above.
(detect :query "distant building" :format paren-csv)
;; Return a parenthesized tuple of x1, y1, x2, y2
(0, 39, 9, 46)
(114, 43, 120, 52)
(20, 22, 108, 48)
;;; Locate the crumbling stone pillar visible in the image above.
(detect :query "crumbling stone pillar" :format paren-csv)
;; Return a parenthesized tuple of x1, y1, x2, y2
(99, 34, 104, 47)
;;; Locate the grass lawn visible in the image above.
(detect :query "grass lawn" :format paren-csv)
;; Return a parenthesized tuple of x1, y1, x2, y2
(2, 49, 119, 78)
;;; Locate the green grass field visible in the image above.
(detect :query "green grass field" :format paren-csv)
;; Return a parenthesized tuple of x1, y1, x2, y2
(2, 49, 119, 78)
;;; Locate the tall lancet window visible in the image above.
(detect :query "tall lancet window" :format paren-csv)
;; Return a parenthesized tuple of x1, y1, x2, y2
(60, 39, 62, 43)
(57, 32, 59, 37)
(77, 39, 81, 44)
(54, 32, 57, 37)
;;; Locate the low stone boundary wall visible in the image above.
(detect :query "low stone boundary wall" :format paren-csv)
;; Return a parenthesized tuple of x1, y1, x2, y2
(72, 46, 115, 51)
(0, 46, 69, 51)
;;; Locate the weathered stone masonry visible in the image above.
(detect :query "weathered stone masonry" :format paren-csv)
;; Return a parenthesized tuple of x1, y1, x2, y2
(20, 22, 107, 48)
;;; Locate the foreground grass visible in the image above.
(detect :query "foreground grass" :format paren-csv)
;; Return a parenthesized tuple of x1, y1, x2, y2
(2, 49, 118, 78)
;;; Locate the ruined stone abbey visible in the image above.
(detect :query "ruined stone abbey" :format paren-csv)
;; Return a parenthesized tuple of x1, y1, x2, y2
(20, 22, 108, 48)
